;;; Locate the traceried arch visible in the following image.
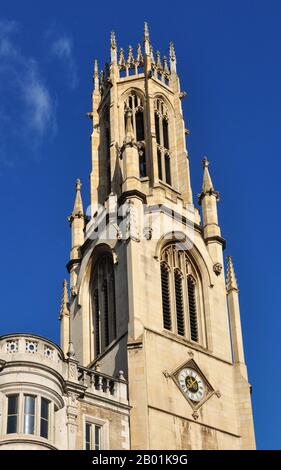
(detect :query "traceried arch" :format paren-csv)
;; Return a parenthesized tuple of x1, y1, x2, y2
(160, 245, 201, 343)
(91, 253, 117, 357)
(154, 97, 171, 185)
(124, 91, 146, 177)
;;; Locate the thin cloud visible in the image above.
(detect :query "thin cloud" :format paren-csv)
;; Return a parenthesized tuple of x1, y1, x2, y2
(0, 19, 56, 166)
(47, 27, 78, 90)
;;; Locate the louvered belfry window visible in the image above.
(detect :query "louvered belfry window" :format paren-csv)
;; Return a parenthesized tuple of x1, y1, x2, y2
(187, 276, 199, 342)
(174, 270, 185, 336)
(161, 263, 172, 330)
(160, 245, 200, 343)
(92, 253, 117, 357)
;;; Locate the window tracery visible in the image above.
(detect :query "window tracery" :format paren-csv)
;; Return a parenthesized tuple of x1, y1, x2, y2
(154, 98, 171, 185)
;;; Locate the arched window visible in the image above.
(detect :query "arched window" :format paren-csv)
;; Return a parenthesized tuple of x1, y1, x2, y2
(124, 92, 146, 178)
(160, 245, 201, 343)
(91, 253, 117, 357)
(154, 98, 171, 185)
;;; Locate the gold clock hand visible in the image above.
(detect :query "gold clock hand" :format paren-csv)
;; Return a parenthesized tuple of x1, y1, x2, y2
(186, 377, 197, 390)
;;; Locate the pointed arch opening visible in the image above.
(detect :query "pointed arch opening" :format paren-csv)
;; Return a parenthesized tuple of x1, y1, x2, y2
(124, 91, 147, 178)
(91, 252, 117, 358)
(160, 244, 203, 344)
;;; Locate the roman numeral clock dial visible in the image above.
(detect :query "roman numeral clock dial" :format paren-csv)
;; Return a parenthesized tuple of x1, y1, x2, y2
(178, 368, 206, 403)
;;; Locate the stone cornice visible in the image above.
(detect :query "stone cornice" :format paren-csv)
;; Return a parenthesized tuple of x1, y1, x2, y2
(0, 436, 58, 450)
(118, 189, 147, 205)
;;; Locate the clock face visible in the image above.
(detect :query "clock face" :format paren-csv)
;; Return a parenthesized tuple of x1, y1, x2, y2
(178, 368, 206, 403)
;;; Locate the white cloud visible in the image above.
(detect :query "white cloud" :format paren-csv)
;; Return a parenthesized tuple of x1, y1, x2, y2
(0, 19, 56, 165)
(47, 28, 78, 90)
(20, 59, 56, 136)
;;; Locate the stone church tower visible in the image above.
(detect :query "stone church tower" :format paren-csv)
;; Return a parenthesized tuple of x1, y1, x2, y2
(63, 23, 255, 449)
(0, 23, 255, 451)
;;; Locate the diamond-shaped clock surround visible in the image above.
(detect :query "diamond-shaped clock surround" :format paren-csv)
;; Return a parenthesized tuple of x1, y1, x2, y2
(171, 358, 215, 411)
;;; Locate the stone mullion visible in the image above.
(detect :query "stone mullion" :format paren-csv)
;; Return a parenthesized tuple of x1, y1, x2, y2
(168, 249, 176, 334)
(159, 115, 166, 183)
(181, 254, 190, 340)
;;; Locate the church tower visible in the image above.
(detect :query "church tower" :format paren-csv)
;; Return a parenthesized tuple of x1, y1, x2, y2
(64, 24, 256, 450)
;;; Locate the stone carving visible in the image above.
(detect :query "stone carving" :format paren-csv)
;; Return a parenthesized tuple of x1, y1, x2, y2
(6, 340, 18, 353)
(44, 345, 54, 359)
(143, 226, 153, 240)
(192, 410, 199, 420)
(213, 262, 222, 276)
(25, 340, 38, 354)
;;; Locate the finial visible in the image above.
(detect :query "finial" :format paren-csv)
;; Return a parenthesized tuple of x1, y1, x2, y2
(127, 45, 134, 66)
(156, 50, 162, 69)
(144, 21, 150, 55)
(68, 178, 84, 223)
(119, 370, 125, 380)
(67, 341, 75, 358)
(119, 48, 125, 68)
(76, 178, 82, 191)
(137, 43, 144, 64)
(163, 56, 169, 74)
(202, 157, 209, 169)
(226, 256, 239, 292)
(110, 31, 117, 62)
(59, 279, 69, 320)
(144, 22, 149, 41)
(202, 157, 214, 193)
(110, 31, 116, 49)
(93, 59, 99, 90)
(198, 157, 219, 204)
(169, 41, 177, 74)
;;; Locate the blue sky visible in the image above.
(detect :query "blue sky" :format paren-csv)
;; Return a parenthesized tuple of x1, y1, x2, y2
(0, 0, 280, 450)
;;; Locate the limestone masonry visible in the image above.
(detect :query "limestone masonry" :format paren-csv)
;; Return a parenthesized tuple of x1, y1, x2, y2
(0, 24, 255, 450)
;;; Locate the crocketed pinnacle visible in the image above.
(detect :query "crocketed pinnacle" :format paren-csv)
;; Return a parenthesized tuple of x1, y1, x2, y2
(59, 279, 69, 319)
(198, 157, 220, 205)
(68, 179, 84, 224)
(226, 256, 239, 292)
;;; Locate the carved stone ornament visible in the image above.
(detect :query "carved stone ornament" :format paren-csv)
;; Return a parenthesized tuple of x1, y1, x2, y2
(143, 226, 153, 240)
(71, 286, 78, 297)
(192, 410, 199, 420)
(213, 262, 222, 276)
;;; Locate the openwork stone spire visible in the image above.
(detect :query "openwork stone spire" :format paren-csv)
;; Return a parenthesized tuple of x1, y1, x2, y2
(226, 256, 239, 292)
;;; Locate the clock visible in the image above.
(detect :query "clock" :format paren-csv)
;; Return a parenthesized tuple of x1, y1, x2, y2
(178, 367, 206, 403)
